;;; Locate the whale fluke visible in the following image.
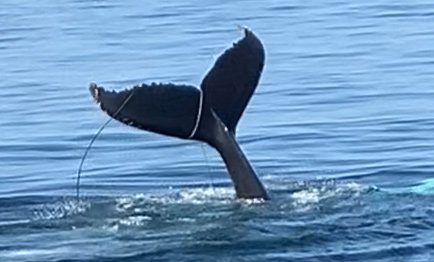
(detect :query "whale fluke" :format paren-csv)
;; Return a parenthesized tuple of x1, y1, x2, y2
(201, 28, 265, 134)
(89, 28, 268, 199)
(90, 83, 203, 139)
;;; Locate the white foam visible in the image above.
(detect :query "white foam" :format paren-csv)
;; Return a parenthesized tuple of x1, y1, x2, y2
(33, 200, 90, 220)
(113, 181, 369, 212)
(118, 215, 152, 226)
(175, 187, 234, 204)
(289, 180, 370, 211)
(291, 189, 321, 205)
(115, 187, 235, 210)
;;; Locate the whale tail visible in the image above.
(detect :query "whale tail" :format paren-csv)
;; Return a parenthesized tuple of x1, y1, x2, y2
(89, 28, 268, 199)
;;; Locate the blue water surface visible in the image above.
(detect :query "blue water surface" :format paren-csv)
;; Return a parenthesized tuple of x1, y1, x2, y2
(1, 0, 434, 261)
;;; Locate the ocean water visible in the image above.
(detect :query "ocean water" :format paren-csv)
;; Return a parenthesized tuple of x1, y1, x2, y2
(1, 0, 434, 261)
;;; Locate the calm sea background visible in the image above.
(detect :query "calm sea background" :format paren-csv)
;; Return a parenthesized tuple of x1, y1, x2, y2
(1, 0, 434, 261)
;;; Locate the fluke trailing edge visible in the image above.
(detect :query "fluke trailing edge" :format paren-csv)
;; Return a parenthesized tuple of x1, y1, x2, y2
(89, 28, 268, 199)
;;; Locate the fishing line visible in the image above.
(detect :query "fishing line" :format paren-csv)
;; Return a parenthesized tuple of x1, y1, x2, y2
(191, 89, 215, 193)
(76, 88, 135, 202)
(200, 143, 216, 194)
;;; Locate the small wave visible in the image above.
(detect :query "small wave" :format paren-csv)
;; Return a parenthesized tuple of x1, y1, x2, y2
(410, 178, 434, 194)
(0, 248, 68, 260)
(382, 178, 434, 195)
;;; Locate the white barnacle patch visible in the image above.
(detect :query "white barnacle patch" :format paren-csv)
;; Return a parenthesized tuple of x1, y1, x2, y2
(89, 83, 100, 103)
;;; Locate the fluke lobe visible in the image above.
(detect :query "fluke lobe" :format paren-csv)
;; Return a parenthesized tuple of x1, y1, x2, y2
(89, 28, 268, 199)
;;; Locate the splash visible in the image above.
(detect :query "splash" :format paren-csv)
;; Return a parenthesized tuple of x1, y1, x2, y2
(286, 180, 373, 211)
(115, 187, 235, 209)
(33, 199, 90, 220)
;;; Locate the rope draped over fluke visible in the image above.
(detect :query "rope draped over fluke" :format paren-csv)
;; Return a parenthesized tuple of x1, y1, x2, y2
(188, 89, 203, 139)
